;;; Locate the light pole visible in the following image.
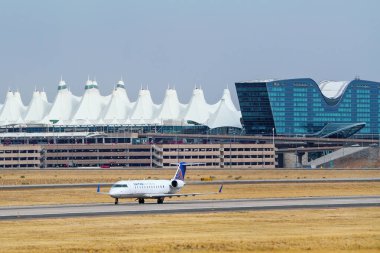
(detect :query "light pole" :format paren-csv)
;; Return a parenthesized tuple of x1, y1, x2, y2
(176, 134, 179, 164)
(229, 137, 232, 169)
(262, 143, 264, 168)
(378, 133, 380, 157)
(272, 128, 275, 168)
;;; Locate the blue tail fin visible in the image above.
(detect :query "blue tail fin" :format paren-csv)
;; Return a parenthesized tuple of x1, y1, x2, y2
(173, 162, 187, 181)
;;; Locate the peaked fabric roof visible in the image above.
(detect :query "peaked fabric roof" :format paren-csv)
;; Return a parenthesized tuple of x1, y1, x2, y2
(129, 89, 158, 124)
(43, 84, 80, 124)
(24, 91, 51, 123)
(207, 99, 242, 129)
(0, 91, 27, 124)
(155, 88, 186, 123)
(210, 88, 239, 112)
(0, 79, 242, 129)
(71, 80, 111, 125)
(183, 88, 211, 125)
(103, 82, 133, 124)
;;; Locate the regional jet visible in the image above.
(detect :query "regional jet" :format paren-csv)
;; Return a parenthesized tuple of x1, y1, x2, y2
(97, 162, 223, 204)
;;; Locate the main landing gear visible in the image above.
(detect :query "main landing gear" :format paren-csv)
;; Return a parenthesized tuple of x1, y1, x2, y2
(135, 198, 164, 204)
(114, 198, 119, 205)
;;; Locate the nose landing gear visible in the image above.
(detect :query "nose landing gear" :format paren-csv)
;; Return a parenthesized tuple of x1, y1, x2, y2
(138, 198, 145, 204)
(157, 197, 164, 204)
(114, 198, 119, 205)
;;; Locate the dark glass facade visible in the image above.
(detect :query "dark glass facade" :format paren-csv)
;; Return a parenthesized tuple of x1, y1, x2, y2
(235, 78, 380, 138)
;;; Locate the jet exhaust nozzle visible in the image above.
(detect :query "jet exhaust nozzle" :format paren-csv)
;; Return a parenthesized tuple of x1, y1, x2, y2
(170, 180, 184, 188)
(171, 180, 178, 187)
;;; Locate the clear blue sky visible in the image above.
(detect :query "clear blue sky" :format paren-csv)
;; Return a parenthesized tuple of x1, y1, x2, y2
(0, 0, 379, 105)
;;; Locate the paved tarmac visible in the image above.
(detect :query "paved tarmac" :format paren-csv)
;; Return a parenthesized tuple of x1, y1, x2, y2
(0, 196, 379, 220)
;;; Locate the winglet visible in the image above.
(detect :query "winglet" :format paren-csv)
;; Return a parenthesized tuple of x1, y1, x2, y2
(218, 184, 223, 193)
(97, 184, 100, 193)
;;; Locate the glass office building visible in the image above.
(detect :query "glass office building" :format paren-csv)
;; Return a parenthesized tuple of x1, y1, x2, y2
(235, 78, 380, 138)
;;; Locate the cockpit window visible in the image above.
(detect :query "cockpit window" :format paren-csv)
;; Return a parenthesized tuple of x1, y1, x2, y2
(112, 184, 128, 188)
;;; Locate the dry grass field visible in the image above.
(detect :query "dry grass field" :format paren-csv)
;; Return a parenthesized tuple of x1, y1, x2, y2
(0, 208, 379, 253)
(0, 169, 379, 252)
(0, 168, 379, 206)
(0, 182, 379, 206)
(0, 168, 379, 185)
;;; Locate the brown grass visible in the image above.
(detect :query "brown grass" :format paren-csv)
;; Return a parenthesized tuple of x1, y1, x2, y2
(0, 182, 379, 206)
(0, 208, 379, 253)
(0, 169, 379, 185)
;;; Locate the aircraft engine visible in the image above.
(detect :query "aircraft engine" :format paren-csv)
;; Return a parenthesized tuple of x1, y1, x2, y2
(170, 180, 184, 188)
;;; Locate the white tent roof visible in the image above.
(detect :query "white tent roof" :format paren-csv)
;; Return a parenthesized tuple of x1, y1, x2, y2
(0, 91, 27, 125)
(24, 91, 52, 123)
(43, 80, 81, 125)
(183, 88, 210, 125)
(129, 89, 158, 124)
(221, 88, 238, 111)
(58, 79, 67, 89)
(210, 88, 239, 113)
(155, 88, 186, 123)
(0, 81, 242, 128)
(207, 99, 242, 129)
(103, 80, 133, 123)
(71, 80, 111, 125)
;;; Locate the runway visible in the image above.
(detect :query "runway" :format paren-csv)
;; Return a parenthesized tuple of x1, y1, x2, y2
(0, 196, 379, 220)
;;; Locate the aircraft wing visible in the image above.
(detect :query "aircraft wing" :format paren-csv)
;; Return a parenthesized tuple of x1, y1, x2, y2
(143, 185, 223, 198)
(143, 192, 211, 198)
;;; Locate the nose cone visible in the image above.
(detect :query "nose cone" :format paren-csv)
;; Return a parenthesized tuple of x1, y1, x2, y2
(109, 188, 120, 198)
(109, 187, 128, 198)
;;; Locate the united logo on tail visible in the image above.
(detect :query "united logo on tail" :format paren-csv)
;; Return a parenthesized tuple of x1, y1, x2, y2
(174, 162, 187, 181)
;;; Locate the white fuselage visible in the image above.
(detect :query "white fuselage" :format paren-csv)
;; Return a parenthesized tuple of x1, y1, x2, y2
(109, 180, 184, 199)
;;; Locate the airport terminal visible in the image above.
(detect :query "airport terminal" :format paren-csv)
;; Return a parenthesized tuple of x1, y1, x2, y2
(1, 2, 379, 252)
(0, 77, 379, 168)
(236, 78, 380, 138)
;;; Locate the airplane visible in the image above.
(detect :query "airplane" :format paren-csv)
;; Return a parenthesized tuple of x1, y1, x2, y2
(97, 162, 223, 204)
